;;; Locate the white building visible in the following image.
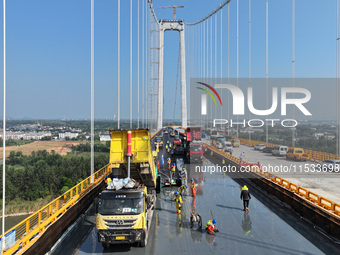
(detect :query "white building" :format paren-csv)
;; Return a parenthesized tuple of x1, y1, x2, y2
(59, 132, 79, 139)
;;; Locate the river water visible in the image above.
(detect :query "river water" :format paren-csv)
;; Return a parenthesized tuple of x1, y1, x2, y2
(0, 215, 30, 232)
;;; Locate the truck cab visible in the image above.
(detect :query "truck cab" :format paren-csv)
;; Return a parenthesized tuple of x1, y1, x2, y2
(231, 139, 240, 147)
(187, 142, 203, 163)
(96, 186, 155, 248)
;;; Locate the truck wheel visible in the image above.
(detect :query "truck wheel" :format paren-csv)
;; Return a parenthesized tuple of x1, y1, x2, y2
(139, 233, 147, 247)
(102, 243, 110, 249)
(156, 176, 161, 193)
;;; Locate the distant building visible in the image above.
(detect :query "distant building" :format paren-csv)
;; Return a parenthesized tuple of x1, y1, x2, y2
(0, 131, 51, 140)
(59, 132, 79, 139)
(99, 134, 111, 142)
(314, 133, 324, 139)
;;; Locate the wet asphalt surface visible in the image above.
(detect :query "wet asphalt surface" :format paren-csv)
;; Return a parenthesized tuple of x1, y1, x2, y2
(50, 129, 340, 255)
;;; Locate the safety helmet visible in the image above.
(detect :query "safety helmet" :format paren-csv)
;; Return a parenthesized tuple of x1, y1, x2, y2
(212, 219, 217, 224)
(185, 185, 187, 188)
(175, 191, 179, 195)
(191, 178, 193, 181)
(183, 167, 186, 170)
(243, 151, 245, 153)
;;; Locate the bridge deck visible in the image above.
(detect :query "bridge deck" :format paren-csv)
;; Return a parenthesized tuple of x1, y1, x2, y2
(50, 157, 339, 255)
(228, 143, 340, 204)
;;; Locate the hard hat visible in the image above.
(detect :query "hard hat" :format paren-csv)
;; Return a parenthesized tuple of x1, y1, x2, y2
(175, 191, 179, 195)
(185, 185, 187, 188)
(243, 151, 245, 153)
(191, 178, 193, 181)
(212, 219, 217, 224)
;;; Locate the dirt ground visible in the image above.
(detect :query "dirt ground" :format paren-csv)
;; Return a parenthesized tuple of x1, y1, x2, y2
(0, 141, 87, 159)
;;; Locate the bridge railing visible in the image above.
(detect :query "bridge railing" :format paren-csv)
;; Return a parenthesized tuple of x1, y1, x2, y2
(203, 144, 340, 217)
(237, 138, 340, 161)
(0, 163, 111, 254)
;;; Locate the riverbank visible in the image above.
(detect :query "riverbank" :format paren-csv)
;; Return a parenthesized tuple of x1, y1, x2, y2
(0, 195, 55, 218)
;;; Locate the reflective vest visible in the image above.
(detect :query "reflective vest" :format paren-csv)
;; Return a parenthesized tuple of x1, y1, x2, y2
(171, 166, 176, 172)
(167, 158, 171, 163)
(191, 181, 195, 189)
(222, 159, 225, 164)
(205, 220, 212, 229)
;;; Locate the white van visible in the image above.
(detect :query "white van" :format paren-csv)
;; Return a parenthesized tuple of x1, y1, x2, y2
(224, 141, 233, 151)
(272, 145, 288, 156)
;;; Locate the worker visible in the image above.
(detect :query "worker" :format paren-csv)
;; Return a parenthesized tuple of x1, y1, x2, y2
(167, 158, 171, 170)
(190, 178, 196, 197)
(104, 176, 112, 186)
(239, 151, 245, 164)
(240, 185, 251, 211)
(207, 219, 218, 235)
(174, 191, 183, 214)
(179, 185, 187, 196)
(157, 160, 160, 169)
(171, 163, 176, 180)
(222, 158, 225, 165)
(181, 167, 188, 186)
(166, 144, 168, 150)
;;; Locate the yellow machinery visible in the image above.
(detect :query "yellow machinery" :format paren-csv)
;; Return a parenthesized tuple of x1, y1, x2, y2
(231, 138, 240, 147)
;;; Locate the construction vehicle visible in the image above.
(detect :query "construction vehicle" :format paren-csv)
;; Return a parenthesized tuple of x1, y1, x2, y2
(231, 138, 240, 147)
(96, 129, 159, 248)
(173, 134, 182, 146)
(286, 148, 308, 161)
(186, 142, 203, 163)
(186, 127, 201, 141)
(154, 135, 163, 148)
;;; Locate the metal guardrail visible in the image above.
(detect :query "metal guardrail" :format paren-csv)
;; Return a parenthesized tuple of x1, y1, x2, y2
(203, 144, 340, 218)
(237, 137, 340, 161)
(0, 163, 111, 254)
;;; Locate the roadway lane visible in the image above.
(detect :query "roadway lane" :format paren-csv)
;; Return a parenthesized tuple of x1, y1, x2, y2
(226, 143, 340, 204)
(50, 157, 339, 255)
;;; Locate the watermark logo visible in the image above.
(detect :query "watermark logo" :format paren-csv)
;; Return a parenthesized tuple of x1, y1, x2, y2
(193, 79, 313, 128)
(196, 82, 222, 115)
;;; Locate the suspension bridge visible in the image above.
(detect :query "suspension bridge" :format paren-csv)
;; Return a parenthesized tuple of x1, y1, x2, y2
(1, 0, 340, 254)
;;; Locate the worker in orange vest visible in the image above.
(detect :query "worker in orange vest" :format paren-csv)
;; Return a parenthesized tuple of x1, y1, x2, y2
(190, 178, 196, 197)
(167, 158, 171, 170)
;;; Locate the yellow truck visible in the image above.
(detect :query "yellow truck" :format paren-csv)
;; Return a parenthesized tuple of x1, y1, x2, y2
(231, 138, 240, 147)
(286, 148, 308, 161)
(96, 129, 158, 248)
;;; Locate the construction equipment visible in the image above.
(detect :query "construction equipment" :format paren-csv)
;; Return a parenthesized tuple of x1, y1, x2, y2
(158, 5, 184, 20)
(96, 129, 159, 248)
